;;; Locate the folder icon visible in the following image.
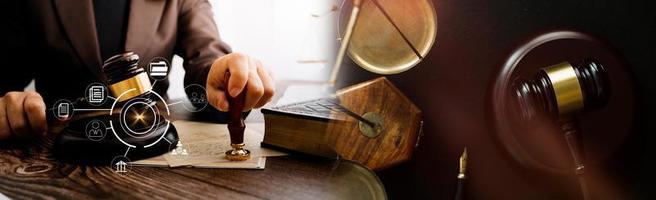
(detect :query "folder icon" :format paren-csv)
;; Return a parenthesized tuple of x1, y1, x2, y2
(150, 61, 168, 77)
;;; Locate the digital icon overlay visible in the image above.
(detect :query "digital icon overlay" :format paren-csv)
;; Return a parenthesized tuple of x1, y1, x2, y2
(51, 57, 204, 174)
(85, 119, 107, 141)
(111, 156, 132, 174)
(52, 99, 75, 121)
(182, 84, 209, 112)
(148, 57, 171, 80)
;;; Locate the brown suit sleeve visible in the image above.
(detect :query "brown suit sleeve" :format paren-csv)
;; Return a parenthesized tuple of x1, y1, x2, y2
(175, 0, 231, 89)
(175, 0, 243, 121)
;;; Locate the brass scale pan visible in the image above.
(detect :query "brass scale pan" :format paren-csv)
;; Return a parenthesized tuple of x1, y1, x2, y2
(338, 0, 437, 74)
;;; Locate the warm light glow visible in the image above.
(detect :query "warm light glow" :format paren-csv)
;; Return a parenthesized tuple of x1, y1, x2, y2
(130, 108, 152, 127)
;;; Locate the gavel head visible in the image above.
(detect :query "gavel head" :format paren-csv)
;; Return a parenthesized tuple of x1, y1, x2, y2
(102, 52, 160, 135)
(102, 52, 166, 141)
(514, 59, 610, 121)
(102, 52, 152, 102)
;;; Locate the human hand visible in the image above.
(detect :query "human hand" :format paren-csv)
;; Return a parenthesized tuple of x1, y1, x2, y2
(0, 91, 47, 139)
(206, 53, 275, 112)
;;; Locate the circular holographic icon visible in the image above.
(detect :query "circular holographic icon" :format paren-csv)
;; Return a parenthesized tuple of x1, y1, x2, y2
(84, 82, 108, 106)
(110, 156, 132, 175)
(148, 57, 171, 81)
(51, 99, 74, 121)
(182, 84, 208, 112)
(85, 119, 107, 141)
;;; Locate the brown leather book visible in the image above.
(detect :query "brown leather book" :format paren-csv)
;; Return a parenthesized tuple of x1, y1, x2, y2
(261, 98, 342, 158)
(262, 78, 422, 170)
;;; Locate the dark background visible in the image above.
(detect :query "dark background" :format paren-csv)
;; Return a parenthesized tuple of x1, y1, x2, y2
(335, 0, 656, 199)
(2, 0, 655, 199)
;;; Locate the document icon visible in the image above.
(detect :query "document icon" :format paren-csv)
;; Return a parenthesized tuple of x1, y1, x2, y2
(149, 61, 169, 78)
(89, 85, 104, 103)
(57, 103, 69, 118)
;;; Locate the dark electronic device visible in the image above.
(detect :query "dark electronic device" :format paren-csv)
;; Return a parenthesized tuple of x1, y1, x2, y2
(53, 52, 179, 164)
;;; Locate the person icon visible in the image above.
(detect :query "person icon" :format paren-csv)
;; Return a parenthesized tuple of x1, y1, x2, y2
(190, 92, 207, 106)
(182, 84, 210, 112)
(190, 92, 199, 103)
(89, 121, 101, 136)
(86, 120, 106, 141)
(171, 142, 189, 156)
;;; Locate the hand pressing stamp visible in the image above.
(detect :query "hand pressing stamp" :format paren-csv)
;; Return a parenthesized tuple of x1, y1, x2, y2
(224, 72, 250, 161)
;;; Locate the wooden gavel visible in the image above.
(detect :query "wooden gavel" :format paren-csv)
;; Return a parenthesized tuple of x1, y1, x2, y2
(514, 59, 609, 120)
(224, 72, 250, 161)
(513, 59, 609, 200)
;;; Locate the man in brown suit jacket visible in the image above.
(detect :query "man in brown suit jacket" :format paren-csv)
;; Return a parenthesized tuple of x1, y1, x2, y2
(0, 0, 275, 139)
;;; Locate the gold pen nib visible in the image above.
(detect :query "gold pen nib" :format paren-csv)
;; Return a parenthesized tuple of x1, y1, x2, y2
(458, 148, 467, 179)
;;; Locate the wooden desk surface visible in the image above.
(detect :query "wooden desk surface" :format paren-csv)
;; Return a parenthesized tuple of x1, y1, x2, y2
(0, 113, 384, 199)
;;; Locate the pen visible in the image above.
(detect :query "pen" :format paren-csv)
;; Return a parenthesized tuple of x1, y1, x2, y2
(454, 148, 467, 200)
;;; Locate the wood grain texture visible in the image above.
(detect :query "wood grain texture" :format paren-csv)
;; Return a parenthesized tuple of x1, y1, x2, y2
(0, 122, 374, 199)
(327, 77, 422, 170)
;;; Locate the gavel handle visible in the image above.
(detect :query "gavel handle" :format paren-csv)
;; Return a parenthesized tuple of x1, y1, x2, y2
(561, 121, 591, 200)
